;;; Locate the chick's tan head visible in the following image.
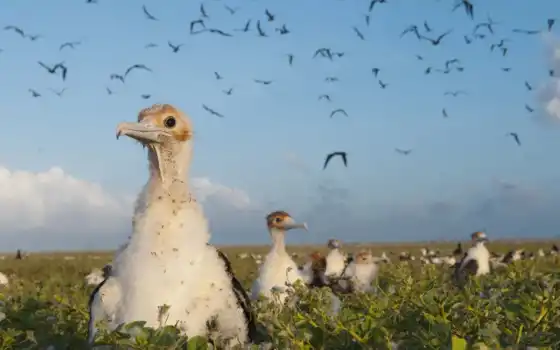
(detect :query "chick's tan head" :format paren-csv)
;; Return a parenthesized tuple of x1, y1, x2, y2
(136, 104, 193, 143)
(355, 250, 373, 264)
(265, 210, 308, 232)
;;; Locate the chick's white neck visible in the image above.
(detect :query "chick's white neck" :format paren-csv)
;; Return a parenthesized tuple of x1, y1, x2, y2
(269, 228, 287, 254)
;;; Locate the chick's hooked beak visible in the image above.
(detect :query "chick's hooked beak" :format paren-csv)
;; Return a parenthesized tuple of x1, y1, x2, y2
(280, 217, 308, 231)
(116, 121, 172, 144)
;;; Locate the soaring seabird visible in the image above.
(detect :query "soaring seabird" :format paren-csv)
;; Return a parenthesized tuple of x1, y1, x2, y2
(453, 231, 491, 286)
(88, 104, 256, 347)
(251, 210, 308, 304)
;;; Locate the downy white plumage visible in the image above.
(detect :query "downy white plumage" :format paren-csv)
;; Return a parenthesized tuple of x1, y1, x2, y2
(251, 211, 308, 304)
(454, 231, 491, 286)
(342, 250, 379, 293)
(324, 239, 347, 280)
(88, 104, 255, 346)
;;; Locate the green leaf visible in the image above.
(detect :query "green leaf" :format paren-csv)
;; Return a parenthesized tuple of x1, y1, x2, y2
(451, 335, 468, 350)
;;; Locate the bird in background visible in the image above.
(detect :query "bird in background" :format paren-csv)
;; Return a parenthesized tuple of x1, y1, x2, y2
(323, 152, 348, 170)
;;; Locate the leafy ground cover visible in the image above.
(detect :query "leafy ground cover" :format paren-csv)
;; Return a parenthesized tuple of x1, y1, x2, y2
(0, 241, 559, 349)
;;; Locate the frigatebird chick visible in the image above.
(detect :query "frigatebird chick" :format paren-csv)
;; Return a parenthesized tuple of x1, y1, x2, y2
(251, 211, 308, 304)
(88, 104, 256, 347)
(341, 250, 379, 293)
(453, 231, 491, 287)
(324, 239, 347, 281)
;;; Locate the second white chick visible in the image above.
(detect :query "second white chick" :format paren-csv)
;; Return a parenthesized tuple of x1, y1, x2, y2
(343, 250, 379, 293)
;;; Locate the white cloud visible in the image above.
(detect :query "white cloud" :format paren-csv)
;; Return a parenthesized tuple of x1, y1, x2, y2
(0, 166, 259, 251)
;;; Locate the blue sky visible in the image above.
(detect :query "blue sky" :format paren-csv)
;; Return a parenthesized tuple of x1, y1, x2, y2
(1, 0, 560, 249)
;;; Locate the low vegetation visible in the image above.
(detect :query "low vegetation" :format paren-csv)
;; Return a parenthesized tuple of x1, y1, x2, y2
(0, 241, 559, 349)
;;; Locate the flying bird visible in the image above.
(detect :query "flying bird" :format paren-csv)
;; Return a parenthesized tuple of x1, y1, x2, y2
(313, 48, 333, 60)
(378, 80, 388, 89)
(442, 108, 448, 118)
(318, 94, 331, 102)
(214, 72, 223, 80)
(276, 24, 290, 35)
(141, 94, 151, 99)
(27, 34, 42, 42)
(423, 21, 431, 32)
(395, 148, 412, 155)
(353, 27, 365, 40)
(200, 4, 209, 18)
(420, 30, 452, 45)
(145, 43, 158, 49)
(323, 152, 347, 170)
(369, 0, 387, 12)
(524, 81, 532, 91)
(256, 20, 267, 37)
(265, 9, 275, 22)
(190, 20, 205, 34)
(400, 25, 420, 39)
(202, 104, 224, 118)
(444, 90, 467, 97)
(525, 104, 534, 113)
(4, 25, 25, 37)
(59, 41, 81, 51)
(512, 28, 541, 35)
(110, 74, 125, 83)
(224, 5, 239, 15)
(330, 109, 348, 118)
(254, 79, 272, 85)
(507, 132, 521, 146)
(168, 41, 183, 53)
(371, 68, 380, 77)
(142, 5, 158, 20)
(38, 61, 67, 81)
(201, 28, 232, 37)
(124, 64, 152, 78)
(223, 88, 233, 95)
(452, 0, 474, 20)
(28, 89, 41, 98)
(287, 54, 294, 65)
(235, 20, 251, 32)
(49, 88, 67, 97)
(548, 19, 556, 32)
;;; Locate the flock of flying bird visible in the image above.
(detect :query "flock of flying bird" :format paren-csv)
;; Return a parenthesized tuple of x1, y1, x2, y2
(1, 1, 555, 169)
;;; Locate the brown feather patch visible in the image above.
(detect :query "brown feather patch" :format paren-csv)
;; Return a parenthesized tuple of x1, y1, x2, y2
(137, 103, 193, 142)
(266, 210, 291, 228)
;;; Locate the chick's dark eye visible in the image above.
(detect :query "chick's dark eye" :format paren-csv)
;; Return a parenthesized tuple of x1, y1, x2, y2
(274, 217, 282, 223)
(164, 116, 176, 128)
